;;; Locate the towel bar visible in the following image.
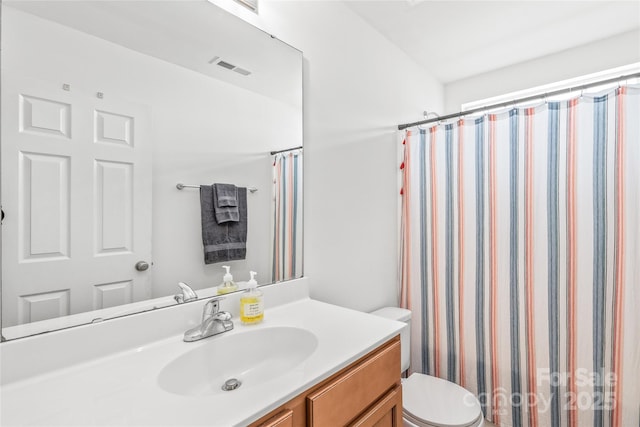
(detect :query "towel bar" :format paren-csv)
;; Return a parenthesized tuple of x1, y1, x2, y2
(176, 183, 258, 193)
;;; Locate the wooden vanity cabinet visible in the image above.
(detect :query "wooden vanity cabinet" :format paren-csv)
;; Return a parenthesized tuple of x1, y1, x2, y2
(250, 336, 401, 427)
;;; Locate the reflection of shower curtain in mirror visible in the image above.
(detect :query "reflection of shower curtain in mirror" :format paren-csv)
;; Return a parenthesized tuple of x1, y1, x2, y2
(272, 151, 303, 282)
(400, 86, 640, 427)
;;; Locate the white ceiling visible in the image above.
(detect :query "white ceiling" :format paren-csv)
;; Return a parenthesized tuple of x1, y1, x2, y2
(344, 0, 640, 84)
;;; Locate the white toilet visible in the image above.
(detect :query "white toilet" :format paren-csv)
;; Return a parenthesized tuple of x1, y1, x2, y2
(371, 307, 484, 427)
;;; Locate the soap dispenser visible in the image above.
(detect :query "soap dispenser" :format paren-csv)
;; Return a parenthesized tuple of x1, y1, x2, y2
(240, 271, 263, 325)
(217, 265, 238, 295)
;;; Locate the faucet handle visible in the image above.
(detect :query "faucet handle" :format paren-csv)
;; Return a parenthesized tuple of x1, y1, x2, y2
(202, 297, 224, 321)
(174, 282, 198, 304)
(183, 298, 233, 342)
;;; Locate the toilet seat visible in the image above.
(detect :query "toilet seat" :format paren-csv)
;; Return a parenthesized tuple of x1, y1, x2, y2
(402, 374, 483, 427)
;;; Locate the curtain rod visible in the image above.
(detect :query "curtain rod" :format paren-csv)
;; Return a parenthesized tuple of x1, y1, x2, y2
(398, 72, 640, 130)
(270, 146, 302, 155)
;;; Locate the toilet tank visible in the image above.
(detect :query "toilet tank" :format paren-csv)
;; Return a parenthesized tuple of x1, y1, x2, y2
(370, 307, 411, 373)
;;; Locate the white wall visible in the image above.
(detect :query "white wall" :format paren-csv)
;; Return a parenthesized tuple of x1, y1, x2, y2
(214, 1, 444, 312)
(3, 7, 301, 301)
(444, 29, 640, 112)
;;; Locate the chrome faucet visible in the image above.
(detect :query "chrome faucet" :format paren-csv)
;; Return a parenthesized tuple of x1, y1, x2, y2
(183, 298, 234, 342)
(174, 282, 198, 303)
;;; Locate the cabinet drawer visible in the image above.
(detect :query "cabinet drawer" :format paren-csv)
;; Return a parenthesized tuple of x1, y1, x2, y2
(350, 385, 402, 427)
(257, 409, 294, 427)
(307, 339, 401, 426)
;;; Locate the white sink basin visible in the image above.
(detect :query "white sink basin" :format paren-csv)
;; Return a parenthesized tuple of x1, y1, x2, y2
(157, 326, 318, 396)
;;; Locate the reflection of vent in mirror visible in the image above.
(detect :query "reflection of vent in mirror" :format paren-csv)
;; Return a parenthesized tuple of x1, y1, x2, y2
(217, 60, 235, 70)
(233, 0, 258, 13)
(212, 58, 252, 76)
(234, 68, 251, 76)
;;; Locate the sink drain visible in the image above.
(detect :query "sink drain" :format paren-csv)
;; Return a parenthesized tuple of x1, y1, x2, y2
(222, 378, 241, 391)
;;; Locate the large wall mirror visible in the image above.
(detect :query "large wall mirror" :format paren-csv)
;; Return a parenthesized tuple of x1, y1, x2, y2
(0, 0, 303, 340)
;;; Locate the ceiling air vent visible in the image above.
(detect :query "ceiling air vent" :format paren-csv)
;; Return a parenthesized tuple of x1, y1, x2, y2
(210, 57, 252, 77)
(233, 67, 251, 76)
(233, 0, 258, 13)
(217, 60, 235, 70)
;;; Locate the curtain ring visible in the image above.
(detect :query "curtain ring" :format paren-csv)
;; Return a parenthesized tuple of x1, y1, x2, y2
(418, 112, 427, 130)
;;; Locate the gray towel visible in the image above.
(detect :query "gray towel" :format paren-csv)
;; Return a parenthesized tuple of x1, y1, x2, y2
(200, 186, 247, 264)
(213, 183, 239, 223)
(214, 183, 238, 207)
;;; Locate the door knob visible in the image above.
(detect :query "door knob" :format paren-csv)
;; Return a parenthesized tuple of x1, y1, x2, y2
(135, 261, 150, 271)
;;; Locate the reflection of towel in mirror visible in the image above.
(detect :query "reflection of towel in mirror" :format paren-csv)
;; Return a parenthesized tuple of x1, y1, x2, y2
(213, 183, 239, 223)
(214, 183, 238, 207)
(200, 186, 247, 264)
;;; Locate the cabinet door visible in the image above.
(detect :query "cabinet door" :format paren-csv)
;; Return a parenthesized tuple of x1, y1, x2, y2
(350, 385, 403, 427)
(307, 340, 400, 426)
(257, 409, 293, 427)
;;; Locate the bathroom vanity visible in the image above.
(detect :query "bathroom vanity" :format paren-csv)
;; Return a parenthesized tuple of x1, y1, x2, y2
(0, 279, 404, 426)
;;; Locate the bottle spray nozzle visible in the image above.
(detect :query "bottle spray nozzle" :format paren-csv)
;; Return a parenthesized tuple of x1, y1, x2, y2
(248, 271, 258, 288)
(222, 265, 233, 282)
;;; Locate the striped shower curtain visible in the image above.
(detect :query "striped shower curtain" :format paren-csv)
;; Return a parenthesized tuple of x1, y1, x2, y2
(400, 86, 640, 427)
(272, 150, 303, 282)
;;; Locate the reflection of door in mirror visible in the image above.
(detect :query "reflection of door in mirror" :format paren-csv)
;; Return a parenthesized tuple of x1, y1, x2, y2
(1, 73, 152, 327)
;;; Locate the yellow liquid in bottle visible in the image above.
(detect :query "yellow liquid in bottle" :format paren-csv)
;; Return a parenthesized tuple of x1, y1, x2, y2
(240, 296, 264, 324)
(217, 283, 237, 295)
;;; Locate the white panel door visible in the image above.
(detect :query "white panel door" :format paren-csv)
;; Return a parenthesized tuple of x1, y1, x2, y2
(1, 74, 152, 327)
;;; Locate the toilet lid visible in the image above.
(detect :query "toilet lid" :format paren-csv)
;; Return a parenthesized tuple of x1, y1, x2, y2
(403, 374, 482, 427)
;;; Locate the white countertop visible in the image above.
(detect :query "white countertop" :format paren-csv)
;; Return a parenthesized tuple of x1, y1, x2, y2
(0, 281, 403, 426)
